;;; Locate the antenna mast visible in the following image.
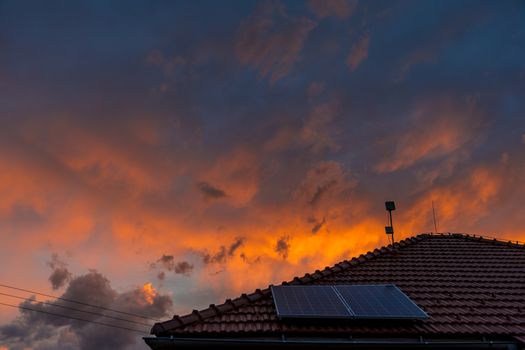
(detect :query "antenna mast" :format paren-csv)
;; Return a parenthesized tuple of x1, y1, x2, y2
(432, 200, 438, 233)
(385, 201, 396, 245)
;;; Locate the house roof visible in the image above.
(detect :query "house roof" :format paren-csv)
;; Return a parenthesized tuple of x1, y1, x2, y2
(150, 233, 525, 343)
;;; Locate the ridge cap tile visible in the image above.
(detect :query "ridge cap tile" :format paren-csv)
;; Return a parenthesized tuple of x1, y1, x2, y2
(339, 261, 351, 268)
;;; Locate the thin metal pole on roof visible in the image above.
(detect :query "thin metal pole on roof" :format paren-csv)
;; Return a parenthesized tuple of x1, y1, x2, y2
(432, 200, 438, 234)
(389, 210, 394, 244)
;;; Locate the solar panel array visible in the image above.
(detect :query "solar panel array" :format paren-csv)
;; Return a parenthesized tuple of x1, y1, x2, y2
(271, 284, 428, 320)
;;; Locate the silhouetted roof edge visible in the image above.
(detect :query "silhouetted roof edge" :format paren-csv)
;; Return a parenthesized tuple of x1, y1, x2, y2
(151, 232, 525, 336)
(143, 335, 520, 349)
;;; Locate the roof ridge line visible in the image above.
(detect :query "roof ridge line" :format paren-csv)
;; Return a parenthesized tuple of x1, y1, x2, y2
(151, 233, 429, 335)
(428, 232, 525, 248)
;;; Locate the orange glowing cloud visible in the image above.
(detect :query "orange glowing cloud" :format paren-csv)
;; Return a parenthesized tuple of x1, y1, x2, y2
(375, 97, 479, 173)
(0, 80, 523, 336)
(398, 160, 511, 239)
(201, 148, 260, 206)
(141, 283, 157, 305)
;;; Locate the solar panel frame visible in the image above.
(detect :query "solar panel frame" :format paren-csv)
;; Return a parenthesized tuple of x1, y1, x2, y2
(271, 284, 428, 320)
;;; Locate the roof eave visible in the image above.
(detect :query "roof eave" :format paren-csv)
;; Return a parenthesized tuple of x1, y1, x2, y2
(143, 336, 519, 350)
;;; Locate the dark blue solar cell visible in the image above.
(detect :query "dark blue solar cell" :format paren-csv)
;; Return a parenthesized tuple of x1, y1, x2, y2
(271, 285, 352, 318)
(335, 284, 428, 319)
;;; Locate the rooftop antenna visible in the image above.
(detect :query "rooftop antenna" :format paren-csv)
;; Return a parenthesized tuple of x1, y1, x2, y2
(385, 201, 396, 245)
(432, 200, 438, 234)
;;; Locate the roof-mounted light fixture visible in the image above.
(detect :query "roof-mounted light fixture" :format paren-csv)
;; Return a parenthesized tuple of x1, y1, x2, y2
(385, 201, 396, 245)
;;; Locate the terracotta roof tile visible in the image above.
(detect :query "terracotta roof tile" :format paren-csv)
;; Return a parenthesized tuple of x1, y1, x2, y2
(151, 233, 525, 339)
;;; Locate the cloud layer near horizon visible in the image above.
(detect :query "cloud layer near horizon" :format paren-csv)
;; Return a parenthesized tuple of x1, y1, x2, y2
(1, 0, 525, 348)
(0, 268, 172, 350)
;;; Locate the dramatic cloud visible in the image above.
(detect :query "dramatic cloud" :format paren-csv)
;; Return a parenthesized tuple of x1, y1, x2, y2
(173, 261, 193, 275)
(400, 163, 512, 236)
(235, 1, 317, 83)
(157, 271, 165, 281)
(275, 236, 290, 259)
(0, 271, 172, 350)
(296, 161, 355, 207)
(201, 237, 245, 265)
(309, 0, 358, 19)
(150, 255, 194, 277)
(1, 1, 524, 343)
(374, 97, 478, 173)
(201, 148, 260, 206)
(347, 34, 369, 71)
(196, 182, 227, 200)
(300, 98, 341, 153)
(310, 217, 326, 234)
(47, 254, 72, 290)
(264, 97, 341, 155)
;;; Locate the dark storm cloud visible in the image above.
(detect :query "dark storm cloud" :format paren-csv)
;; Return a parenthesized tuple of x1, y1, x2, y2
(157, 271, 166, 281)
(0, 271, 172, 350)
(174, 261, 193, 275)
(197, 181, 227, 200)
(309, 181, 337, 206)
(275, 236, 290, 259)
(49, 268, 71, 291)
(47, 254, 72, 290)
(202, 248, 227, 264)
(297, 161, 355, 208)
(201, 237, 245, 264)
(227, 237, 245, 255)
(150, 255, 194, 276)
(310, 217, 326, 234)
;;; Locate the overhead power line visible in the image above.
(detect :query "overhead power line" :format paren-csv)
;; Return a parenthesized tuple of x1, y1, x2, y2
(0, 291, 151, 327)
(0, 301, 148, 334)
(0, 283, 160, 321)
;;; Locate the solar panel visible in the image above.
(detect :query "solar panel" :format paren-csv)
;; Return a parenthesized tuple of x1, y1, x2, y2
(271, 284, 428, 320)
(271, 285, 352, 318)
(335, 285, 428, 320)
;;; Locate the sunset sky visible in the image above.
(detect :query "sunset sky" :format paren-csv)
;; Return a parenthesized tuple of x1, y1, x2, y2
(1, 0, 525, 349)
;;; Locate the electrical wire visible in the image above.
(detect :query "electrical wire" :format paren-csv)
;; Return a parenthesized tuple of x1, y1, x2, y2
(0, 283, 160, 321)
(0, 291, 151, 327)
(0, 301, 148, 334)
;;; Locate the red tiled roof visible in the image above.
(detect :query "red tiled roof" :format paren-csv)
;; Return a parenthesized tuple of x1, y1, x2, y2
(151, 233, 525, 341)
